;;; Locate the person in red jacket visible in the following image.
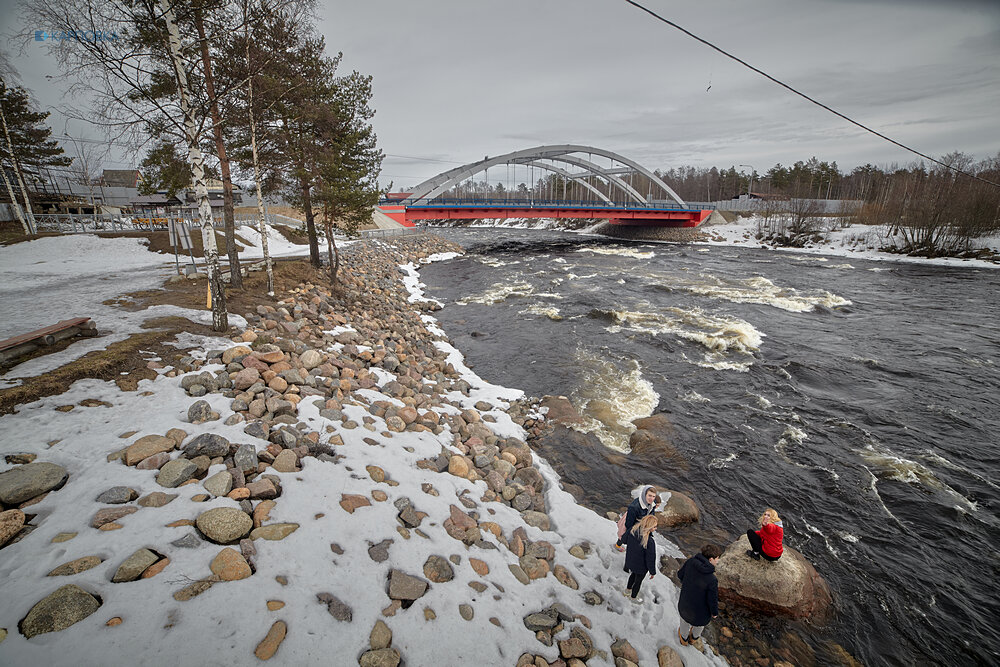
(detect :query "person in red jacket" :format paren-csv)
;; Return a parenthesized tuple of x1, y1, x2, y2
(746, 508, 783, 561)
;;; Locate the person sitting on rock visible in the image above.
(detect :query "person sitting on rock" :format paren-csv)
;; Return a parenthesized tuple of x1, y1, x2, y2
(677, 543, 722, 650)
(746, 508, 783, 561)
(623, 513, 659, 603)
(614, 484, 659, 552)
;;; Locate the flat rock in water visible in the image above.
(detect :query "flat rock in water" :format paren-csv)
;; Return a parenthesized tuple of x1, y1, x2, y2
(0, 462, 68, 505)
(196, 507, 253, 544)
(20, 584, 101, 638)
(715, 535, 833, 619)
(654, 489, 700, 528)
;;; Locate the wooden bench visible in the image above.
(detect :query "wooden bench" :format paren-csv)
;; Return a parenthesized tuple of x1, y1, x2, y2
(0, 318, 98, 365)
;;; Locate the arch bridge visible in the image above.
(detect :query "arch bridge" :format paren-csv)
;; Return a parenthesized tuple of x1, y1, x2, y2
(377, 144, 711, 228)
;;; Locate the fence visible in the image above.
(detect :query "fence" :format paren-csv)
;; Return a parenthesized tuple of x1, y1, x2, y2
(27, 212, 298, 235)
(687, 198, 863, 215)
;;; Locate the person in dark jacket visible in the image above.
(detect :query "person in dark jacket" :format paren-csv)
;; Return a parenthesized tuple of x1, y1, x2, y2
(614, 485, 659, 552)
(622, 514, 659, 603)
(677, 544, 723, 649)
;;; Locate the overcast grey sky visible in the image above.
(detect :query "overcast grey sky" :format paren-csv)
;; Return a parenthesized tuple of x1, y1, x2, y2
(3, 0, 999, 188)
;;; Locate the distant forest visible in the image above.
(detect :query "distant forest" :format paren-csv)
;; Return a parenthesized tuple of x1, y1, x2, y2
(655, 152, 1000, 204)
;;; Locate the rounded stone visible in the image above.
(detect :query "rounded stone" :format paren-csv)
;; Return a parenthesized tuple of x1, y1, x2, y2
(422, 555, 454, 583)
(0, 462, 68, 505)
(196, 507, 253, 544)
(210, 547, 252, 581)
(20, 584, 101, 638)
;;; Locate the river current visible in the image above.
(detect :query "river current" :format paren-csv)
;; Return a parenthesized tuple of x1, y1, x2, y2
(417, 228, 1000, 667)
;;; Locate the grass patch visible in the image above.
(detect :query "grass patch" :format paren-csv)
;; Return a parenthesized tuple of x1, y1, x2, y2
(0, 318, 215, 415)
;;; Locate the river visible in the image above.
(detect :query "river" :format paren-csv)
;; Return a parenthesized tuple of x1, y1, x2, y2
(417, 227, 1000, 667)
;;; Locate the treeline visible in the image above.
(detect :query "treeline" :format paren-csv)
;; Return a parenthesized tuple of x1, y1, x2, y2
(18, 0, 382, 330)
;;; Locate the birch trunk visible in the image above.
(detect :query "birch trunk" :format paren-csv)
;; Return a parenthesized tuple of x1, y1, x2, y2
(1, 152, 29, 235)
(245, 32, 274, 296)
(0, 103, 34, 234)
(195, 8, 242, 288)
(159, 0, 228, 331)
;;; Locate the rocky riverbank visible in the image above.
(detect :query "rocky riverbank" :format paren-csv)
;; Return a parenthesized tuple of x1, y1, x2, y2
(0, 234, 721, 666)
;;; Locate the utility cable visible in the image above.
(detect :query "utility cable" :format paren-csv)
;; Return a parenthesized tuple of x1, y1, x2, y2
(622, 0, 1000, 188)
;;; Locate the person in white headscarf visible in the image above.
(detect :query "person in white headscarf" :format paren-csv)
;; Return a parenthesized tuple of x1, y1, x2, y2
(614, 484, 659, 552)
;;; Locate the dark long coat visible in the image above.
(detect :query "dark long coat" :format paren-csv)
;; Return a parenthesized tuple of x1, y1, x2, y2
(677, 553, 720, 626)
(623, 528, 656, 578)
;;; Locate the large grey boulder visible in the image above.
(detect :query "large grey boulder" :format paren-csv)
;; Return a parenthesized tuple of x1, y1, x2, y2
(156, 459, 198, 488)
(183, 433, 230, 458)
(0, 462, 68, 505)
(387, 570, 428, 601)
(20, 584, 101, 638)
(652, 489, 700, 528)
(196, 507, 252, 544)
(715, 534, 833, 619)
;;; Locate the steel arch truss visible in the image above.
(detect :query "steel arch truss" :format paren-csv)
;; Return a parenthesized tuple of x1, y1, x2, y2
(405, 145, 686, 207)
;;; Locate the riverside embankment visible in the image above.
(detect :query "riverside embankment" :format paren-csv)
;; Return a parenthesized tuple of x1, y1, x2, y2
(0, 233, 726, 666)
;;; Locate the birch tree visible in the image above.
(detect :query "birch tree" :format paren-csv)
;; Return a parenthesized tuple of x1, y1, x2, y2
(159, 0, 227, 330)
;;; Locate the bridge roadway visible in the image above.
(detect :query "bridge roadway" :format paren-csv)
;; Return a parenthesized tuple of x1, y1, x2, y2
(376, 198, 712, 228)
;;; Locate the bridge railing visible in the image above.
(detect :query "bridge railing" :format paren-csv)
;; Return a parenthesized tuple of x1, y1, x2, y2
(381, 197, 714, 212)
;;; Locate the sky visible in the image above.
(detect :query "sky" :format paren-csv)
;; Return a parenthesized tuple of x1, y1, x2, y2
(2, 0, 999, 189)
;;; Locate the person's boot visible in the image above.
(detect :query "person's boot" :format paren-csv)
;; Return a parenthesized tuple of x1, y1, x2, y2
(746, 549, 761, 560)
(677, 628, 689, 646)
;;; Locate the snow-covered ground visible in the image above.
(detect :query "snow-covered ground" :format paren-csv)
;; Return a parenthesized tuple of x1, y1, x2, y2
(696, 215, 1000, 270)
(0, 236, 724, 666)
(0, 227, 312, 388)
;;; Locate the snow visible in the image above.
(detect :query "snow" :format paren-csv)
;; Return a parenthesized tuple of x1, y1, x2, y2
(0, 228, 300, 388)
(695, 215, 1000, 269)
(0, 242, 724, 666)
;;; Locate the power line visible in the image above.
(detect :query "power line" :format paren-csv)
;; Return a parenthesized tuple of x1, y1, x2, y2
(622, 0, 1000, 188)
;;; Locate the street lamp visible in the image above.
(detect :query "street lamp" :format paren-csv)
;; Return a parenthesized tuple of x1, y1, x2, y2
(739, 164, 754, 199)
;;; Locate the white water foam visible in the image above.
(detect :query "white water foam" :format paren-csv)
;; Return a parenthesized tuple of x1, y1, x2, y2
(668, 273, 851, 313)
(575, 246, 656, 260)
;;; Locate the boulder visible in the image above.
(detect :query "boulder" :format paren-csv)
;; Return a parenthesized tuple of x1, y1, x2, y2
(196, 507, 253, 544)
(47, 556, 103, 576)
(521, 511, 551, 531)
(715, 534, 833, 619)
(539, 396, 587, 427)
(654, 490, 700, 528)
(222, 345, 252, 365)
(20, 584, 101, 638)
(422, 555, 454, 583)
(657, 645, 683, 667)
(210, 547, 252, 581)
(156, 459, 198, 488)
(112, 549, 159, 582)
(203, 471, 233, 497)
(369, 620, 392, 650)
(124, 435, 175, 466)
(299, 349, 323, 369)
(387, 570, 428, 601)
(187, 400, 216, 423)
(0, 509, 26, 546)
(628, 414, 686, 467)
(359, 648, 400, 667)
(250, 523, 298, 541)
(0, 462, 68, 505)
(183, 433, 230, 458)
(95, 486, 138, 504)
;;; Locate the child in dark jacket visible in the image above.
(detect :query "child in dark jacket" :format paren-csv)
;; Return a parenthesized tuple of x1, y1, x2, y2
(623, 514, 659, 603)
(677, 544, 722, 649)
